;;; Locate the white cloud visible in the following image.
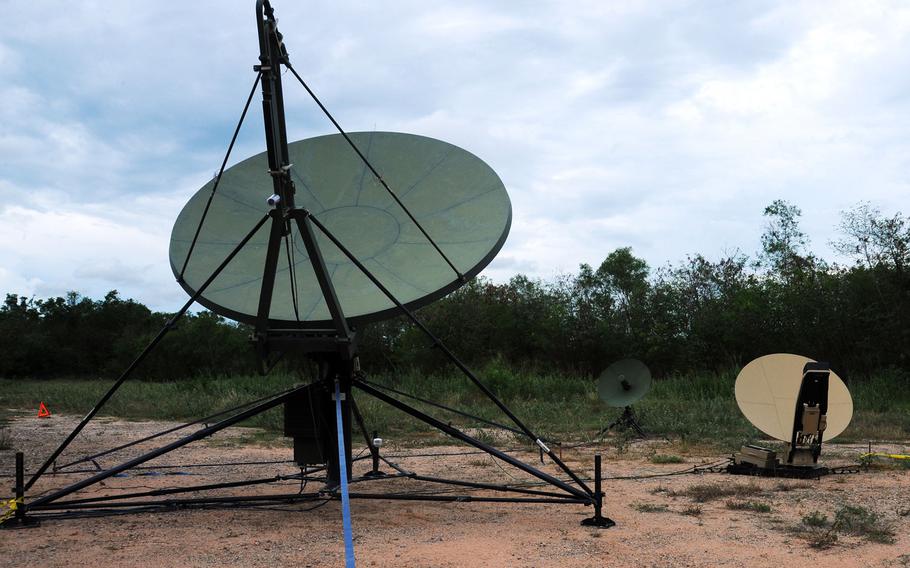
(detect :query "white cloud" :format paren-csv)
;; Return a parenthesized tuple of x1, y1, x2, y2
(0, 198, 184, 306)
(1, 0, 909, 311)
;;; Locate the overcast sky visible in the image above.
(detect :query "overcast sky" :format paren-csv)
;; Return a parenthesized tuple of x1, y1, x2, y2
(2, 1, 909, 310)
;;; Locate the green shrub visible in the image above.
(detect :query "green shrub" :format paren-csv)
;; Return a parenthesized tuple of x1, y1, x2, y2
(834, 505, 896, 544)
(632, 502, 669, 513)
(651, 454, 684, 464)
(726, 500, 771, 513)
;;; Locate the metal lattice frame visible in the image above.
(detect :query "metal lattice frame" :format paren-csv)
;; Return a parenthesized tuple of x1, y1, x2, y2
(2, 0, 614, 532)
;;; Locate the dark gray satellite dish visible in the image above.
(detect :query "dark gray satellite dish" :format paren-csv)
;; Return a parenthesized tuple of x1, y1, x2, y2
(597, 359, 651, 437)
(598, 359, 652, 407)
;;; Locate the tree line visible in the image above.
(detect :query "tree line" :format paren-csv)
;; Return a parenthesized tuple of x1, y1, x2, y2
(1, 201, 907, 381)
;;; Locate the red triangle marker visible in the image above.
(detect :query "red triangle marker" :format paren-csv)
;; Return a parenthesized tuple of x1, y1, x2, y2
(37, 402, 51, 418)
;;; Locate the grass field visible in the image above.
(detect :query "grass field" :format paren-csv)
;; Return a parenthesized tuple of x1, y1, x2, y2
(1, 363, 908, 450)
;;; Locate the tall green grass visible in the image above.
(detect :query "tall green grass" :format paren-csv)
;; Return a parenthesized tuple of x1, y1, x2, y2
(0, 374, 298, 432)
(1, 363, 907, 448)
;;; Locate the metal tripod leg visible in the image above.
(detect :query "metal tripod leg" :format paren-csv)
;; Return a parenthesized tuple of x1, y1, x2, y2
(25, 383, 311, 510)
(598, 406, 645, 438)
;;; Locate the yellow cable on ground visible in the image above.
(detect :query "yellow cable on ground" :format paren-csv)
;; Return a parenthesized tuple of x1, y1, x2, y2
(860, 452, 910, 460)
(0, 497, 23, 523)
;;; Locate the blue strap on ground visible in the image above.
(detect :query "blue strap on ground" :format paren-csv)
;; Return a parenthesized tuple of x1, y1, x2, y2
(335, 379, 356, 568)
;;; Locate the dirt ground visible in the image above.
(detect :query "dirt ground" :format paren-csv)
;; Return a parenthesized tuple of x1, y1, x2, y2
(1, 413, 908, 567)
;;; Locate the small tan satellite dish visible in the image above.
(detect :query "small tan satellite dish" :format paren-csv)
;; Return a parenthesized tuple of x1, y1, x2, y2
(735, 353, 853, 442)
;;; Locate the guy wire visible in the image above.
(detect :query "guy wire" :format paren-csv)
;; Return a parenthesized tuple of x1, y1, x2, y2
(179, 71, 262, 280)
(283, 61, 463, 281)
(284, 231, 301, 321)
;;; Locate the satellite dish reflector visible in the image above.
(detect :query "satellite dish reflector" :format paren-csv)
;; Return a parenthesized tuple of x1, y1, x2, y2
(598, 359, 652, 408)
(735, 353, 853, 442)
(169, 131, 511, 327)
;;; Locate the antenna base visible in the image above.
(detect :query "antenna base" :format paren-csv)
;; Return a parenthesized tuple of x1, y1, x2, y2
(598, 406, 646, 438)
(727, 456, 831, 479)
(581, 514, 617, 529)
(0, 516, 41, 530)
(581, 454, 616, 529)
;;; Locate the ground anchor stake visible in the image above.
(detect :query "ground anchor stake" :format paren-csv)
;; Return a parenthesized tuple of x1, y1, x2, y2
(1, 452, 39, 529)
(581, 455, 615, 528)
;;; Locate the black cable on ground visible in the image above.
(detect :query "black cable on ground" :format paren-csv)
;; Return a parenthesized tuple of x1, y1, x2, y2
(27, 496, 332, 522)
(2, 459, 301, 479)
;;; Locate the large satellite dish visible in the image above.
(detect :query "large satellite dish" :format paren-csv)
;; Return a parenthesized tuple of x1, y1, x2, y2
(735, 353, 853, 442)
(598, 359, 652, 408)
(9, 2, 618, 539)
(169, 131, 511, 327)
